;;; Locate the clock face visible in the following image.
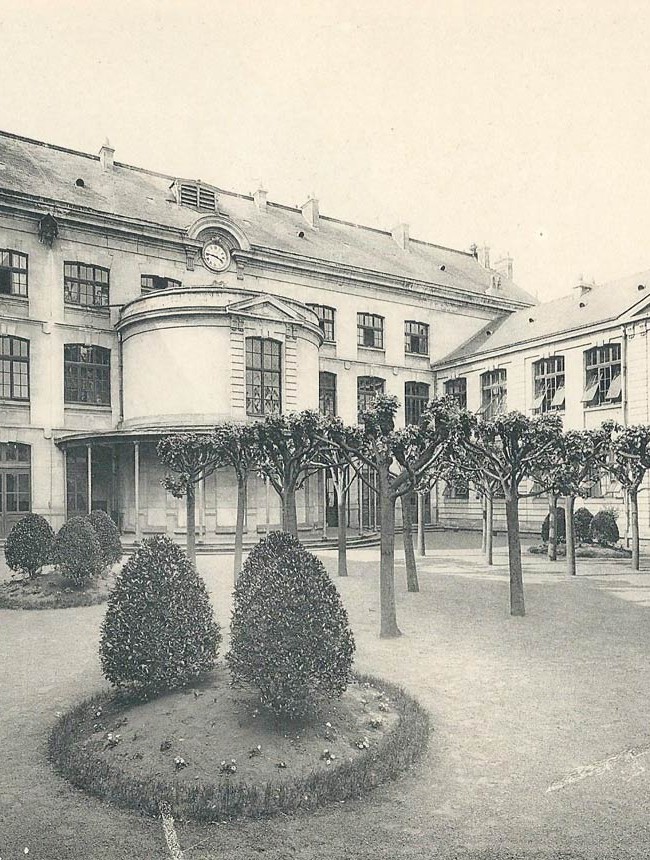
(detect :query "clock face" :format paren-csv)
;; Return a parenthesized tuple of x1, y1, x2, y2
(202, 240, 230, 272)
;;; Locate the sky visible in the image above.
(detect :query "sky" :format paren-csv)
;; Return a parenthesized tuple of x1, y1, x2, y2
(2, 0, 650, 301)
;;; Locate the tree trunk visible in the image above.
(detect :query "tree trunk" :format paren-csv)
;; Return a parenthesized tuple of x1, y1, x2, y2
(505, 492, 525, 617)
(379, 480, 401, 638)
(234, 474, 246, 583)
(565, 494, 576, 577)
(547, 493, 558, 561)
(337, 485, 348, 577)
(485, 494, 494, 566)
(481, 495, 487, 554)
(630, 487, 640, 571)
(417, 492, 426, 556)
(401, 491, 419, 592)
(186, 483, 196, 568)
(282, 485, 298, 538)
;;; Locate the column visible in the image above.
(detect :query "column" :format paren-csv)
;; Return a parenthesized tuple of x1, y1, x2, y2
(63, 448, 68, 521)
(134, 441, 141, 540)
(86, 444, 92, 514)
(322, 469, 328, 540)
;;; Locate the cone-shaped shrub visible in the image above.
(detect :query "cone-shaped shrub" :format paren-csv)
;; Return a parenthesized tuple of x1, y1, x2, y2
(590, 509, 619, 546)
(574, 507, 594, 543)
(100, 535, 221, 695)
(227, 532, 355, 720)
(541, 507, 566, 544)
(53, 516, 103, 586)
(4, 513, 54, 579)
(87, 509, 122, 569)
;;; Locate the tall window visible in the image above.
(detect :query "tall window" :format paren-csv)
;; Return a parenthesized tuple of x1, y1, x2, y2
(357, 313, 384, 349)
(583, 344, 621, 407)
(404, 321, 429, 355)
(0, 336, 29, 402)
(444, 377, 467, 409)
(357, 376, 385, 418)
(0, 443, 30, 536)
(404, 381, 430, 425)
(246, 338, 281, 416)
(533, 356, 565, 413)
(141, 275, 181, 294)
(64, 345, 111, 405)
(307, 305, 335, 342)
(0, 250, 28, 298)
(319, 371, 337, 416)
(480, 369, 507, 419)
(64, 262, 110, 309)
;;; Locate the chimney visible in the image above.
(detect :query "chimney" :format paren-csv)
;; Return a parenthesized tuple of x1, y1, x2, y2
(301, 194, 319, 229)
(493, 254, 514, 280)
(253, 184, 267, 211)
(478, 244, 490, 269)
(99, 138, 115, 171)
(574, 274, 594, 297)
(391, 222, 410, 250)
(487, 273, 502, 293)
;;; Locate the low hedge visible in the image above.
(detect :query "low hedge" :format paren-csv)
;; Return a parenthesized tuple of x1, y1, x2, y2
(48, 673, 430, 822)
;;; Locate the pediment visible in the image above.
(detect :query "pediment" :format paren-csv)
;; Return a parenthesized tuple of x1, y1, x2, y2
(227, 294, 304, 323)
(626, 294, 650, 320)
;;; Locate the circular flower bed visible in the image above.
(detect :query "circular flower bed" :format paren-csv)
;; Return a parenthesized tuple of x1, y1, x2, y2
(48, 669, 430, 822)
(0, 566, 115, 610)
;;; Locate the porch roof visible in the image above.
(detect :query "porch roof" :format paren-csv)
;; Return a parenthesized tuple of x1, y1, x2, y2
(54, 424, 218, 448)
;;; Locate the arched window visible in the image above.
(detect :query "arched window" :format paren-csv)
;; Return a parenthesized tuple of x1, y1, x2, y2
(444, 377, 467, 409)
(64, 345, 111, 405)
(404, 381, 430, 425)
(246, 338, 281, 416)
(319, 371, 337, 416)
(0, 335, 29, 401)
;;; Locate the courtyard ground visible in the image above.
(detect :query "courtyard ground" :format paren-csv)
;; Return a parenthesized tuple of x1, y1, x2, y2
(2, 531, 650, 858)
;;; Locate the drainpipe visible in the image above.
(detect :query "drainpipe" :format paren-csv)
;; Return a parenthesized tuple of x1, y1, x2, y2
(622, 325, 629, 427)
(118, 330, 124, 426)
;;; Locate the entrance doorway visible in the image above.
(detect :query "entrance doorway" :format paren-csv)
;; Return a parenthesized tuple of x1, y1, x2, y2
(0, 443, 31, 537)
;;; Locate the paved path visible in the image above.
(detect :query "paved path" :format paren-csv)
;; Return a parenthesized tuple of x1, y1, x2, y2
(2, 544, 650, 858)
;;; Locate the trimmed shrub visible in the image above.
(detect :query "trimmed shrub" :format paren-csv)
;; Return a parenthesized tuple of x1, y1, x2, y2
(53, 517, 103, 586)
(541, 507, 566, 544)
(574, 507, 594, 543)
(100, 535, 221, 695)
(227, 532, 355, 720)
(4, 513, 54, 579)
(87, 510, 122, 569)
(590, 508, 620, 546)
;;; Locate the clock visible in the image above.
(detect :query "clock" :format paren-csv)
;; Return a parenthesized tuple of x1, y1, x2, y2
(202, 239, 230, 272)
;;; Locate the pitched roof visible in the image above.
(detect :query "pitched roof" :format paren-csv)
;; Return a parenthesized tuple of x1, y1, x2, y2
(0, 129, 535, 305)
(437, 270, 650, 366)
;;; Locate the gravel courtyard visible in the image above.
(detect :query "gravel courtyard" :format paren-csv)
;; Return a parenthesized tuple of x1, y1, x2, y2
(2, 534, 650, 859)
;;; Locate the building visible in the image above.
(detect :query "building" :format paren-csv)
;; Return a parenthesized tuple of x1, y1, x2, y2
(434, 273, 650, 537)
(1, 128, 646, 547)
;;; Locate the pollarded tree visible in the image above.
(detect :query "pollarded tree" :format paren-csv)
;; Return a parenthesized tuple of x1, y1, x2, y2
(211, 423, 260, 582)
(313, 424, 363, 578)
(325, 395, 458, 638)
(531, 427, 610, 576)
(457, 411, 564, 616)
(602, 422, 650, 570)
(157, 433, 223, 567)
(252, 411, 329, 538)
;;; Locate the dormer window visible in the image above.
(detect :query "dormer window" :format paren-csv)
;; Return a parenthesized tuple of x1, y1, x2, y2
(172, 180, 217, 212)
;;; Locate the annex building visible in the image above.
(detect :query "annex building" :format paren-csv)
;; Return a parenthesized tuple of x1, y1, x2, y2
(0, 130, 648, 545)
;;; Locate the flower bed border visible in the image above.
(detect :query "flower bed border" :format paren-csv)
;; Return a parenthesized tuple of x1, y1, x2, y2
(47, 673, 430, 822)
(0, 579, 109, 610)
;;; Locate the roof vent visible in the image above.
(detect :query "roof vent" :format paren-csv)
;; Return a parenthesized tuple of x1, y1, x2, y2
(638, 284, 646, 291)
(172, 181, 217, 212)
(439, 264, 446, 271)
(486, 329, 493, 336)
(298, 230, 305, 239)
(75, 178, 85, 188)
(528, 317, 535, 323)
(574, 274, 595, 297)
(579, 301, 586, 308)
